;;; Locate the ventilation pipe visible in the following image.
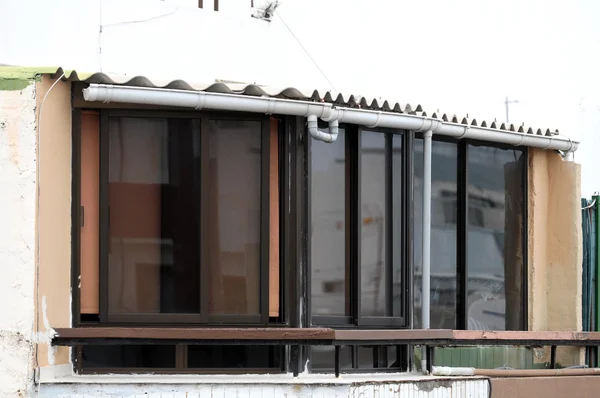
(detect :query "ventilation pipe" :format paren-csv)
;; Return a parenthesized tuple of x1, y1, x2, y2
(82, 84, 579, 152)
(307, 114, 339, 143)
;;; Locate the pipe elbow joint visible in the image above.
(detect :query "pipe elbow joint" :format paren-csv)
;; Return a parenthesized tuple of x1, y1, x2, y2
(307, 115, 339, 143)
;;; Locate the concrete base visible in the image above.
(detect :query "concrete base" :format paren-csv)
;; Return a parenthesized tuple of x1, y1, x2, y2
(37, 374, 489, 397)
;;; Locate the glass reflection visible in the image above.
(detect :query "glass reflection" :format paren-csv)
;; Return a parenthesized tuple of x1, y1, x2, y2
(207, 120, 262, 315)
(311, 129, 347, 316)
(360, 131, 387, 316)
(467, 145, 524, 330)
(108, 117, 201, 314)
(414, 139, 458, 329)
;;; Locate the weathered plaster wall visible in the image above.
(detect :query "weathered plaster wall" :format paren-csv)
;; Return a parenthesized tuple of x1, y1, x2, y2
(528, 148, 583, 365)
(35, 76, 72, 369)
(0, 80, 37, 395)
(38, 377, 490, 398)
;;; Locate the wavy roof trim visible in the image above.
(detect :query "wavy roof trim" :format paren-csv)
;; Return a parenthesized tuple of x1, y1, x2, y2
(0, 66, 564, 137)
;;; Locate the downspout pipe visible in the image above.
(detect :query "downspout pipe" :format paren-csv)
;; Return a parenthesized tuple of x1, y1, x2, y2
(83, 84, 579, 152)
(421, 129, 433, 374)
(307, 114, 339, 143)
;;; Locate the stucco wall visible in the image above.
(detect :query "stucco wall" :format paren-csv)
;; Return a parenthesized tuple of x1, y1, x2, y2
(0, 81, 37, 395)
(528, 148, 583, 365)
(35, 76, 72, 369)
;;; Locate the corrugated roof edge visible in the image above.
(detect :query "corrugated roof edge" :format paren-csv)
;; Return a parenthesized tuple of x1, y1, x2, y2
(0, 66, 571, 140)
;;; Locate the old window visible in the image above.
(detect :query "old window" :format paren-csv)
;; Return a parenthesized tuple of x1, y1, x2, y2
(309, 127, 410, 372)
(72, 108, 528, 375)
(75, 110, 282, 372)
(310, 126, 410, 328)
(414, 138, 527, 331)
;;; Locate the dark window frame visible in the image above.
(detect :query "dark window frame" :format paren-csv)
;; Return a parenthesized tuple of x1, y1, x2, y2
(308, 124, 411, 329)
(69, 106, 529, 375)
(72, 109, 283, 327)
(414, 133, 529, 331)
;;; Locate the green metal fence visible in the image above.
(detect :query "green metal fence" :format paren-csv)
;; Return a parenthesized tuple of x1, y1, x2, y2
(582, 195, 599, 365)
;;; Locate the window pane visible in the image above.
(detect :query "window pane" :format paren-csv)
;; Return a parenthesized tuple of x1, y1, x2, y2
(360, 131, 387, 316)
(208, 120, 261, 315)
(108, 118, 201, 314)
(188, 346, 281, 369)
(311, 129, 347, 316)
(310, 346, 352, 371)
(414, 139, 458, 329)
(82, 345, 175, 369)
(467, 146, 524, 331)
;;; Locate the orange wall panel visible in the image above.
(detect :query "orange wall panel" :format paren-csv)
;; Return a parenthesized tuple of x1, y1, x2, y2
(80, 111, 100, 314)
(269, 118, 280, 317)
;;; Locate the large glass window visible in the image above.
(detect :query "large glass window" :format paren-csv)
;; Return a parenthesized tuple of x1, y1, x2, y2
(310, 129, 348, 317)
(310, 128, 407, 327)
(107, 117, 202, 315)
(414, 140, 458, 329)
(74, 110, 528, 376)
(105, 116, 267, 321)
(207, 120, 262, 316)
(75, 111, 281, 373)
(413, 139, 526, 331)
(467, 145, 525, 331)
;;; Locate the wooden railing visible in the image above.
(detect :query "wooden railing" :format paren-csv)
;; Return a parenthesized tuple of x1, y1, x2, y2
(52, 328, 600, 377)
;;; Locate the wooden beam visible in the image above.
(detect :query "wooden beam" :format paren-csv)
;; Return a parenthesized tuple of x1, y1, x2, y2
(451, 330, 600, 343)
(334, 329, 454, 341)
(53, 327, 336, 342)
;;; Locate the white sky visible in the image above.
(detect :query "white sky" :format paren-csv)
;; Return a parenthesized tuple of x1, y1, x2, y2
(3, 0, 598, 194)
(275, 0, 600, 197)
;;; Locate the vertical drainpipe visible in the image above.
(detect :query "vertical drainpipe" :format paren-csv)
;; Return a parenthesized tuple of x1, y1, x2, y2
(421, 129, 433, 373)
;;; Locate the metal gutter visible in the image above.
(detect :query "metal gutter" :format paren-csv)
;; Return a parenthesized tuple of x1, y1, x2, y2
(83, 84, 578, 152)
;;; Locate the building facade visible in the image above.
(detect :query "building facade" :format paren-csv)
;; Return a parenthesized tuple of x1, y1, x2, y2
(0, 1, 589, 397)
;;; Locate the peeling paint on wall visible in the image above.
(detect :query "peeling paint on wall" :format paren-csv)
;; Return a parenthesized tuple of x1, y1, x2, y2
(0, 78, 32, 91)
(0, 66, 53, 91)
(40, 297, 57, 365)
(0, 81, 37, 395)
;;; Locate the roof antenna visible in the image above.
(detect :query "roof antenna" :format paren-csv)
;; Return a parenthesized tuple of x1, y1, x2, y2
(252, 0, 280, 22)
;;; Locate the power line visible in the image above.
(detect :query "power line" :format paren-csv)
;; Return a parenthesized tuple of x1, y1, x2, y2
(275, 10, 336, 92)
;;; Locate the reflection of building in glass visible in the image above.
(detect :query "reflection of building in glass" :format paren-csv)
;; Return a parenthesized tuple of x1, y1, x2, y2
(413, 142, 524, 331)
(311, 135, 523, 331)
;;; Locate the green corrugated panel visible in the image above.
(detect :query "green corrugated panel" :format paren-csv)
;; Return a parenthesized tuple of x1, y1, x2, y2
(433, 346, 533, 368)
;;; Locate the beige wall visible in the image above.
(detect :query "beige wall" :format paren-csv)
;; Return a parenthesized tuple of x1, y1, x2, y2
(35, 76, 72, 367)
(528, 148, 583, 366)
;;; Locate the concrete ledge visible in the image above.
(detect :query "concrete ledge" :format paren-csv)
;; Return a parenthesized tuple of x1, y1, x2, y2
(37, 375, 490, 398)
